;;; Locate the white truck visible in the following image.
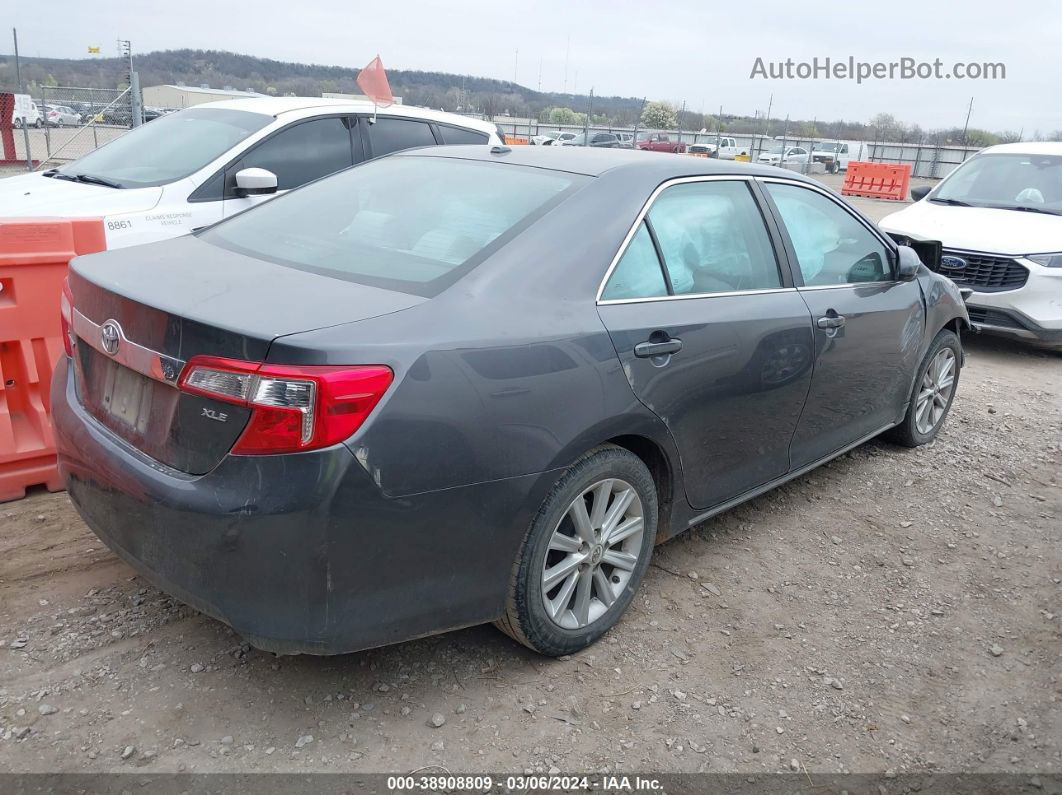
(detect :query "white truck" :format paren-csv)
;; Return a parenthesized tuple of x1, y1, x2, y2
(687, 136, 745, 159)
(12, 94, 42, 128)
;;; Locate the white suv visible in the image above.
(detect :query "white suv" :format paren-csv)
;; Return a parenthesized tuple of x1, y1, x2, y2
(880, 142, 1062, 346)
(0, 97, 501, 249)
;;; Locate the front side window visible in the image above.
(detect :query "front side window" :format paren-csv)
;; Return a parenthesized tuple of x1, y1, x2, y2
(203, 156, 584, 297)
(647, 181, 782, 294)
(233, 116, 353, 191)
(765, 182, 892, 286)
(367, 117, 438, 157)
(55, 107, 271, 188)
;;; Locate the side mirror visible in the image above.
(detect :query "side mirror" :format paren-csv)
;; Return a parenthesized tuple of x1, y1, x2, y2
(234, 167, 278, 197)
(897, 245, 922, 281)
(910, 185, 931, 202)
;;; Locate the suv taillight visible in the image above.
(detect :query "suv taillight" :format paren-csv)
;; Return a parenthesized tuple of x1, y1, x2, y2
(178, 356, 393, 455)
(60, 278, 74, 356)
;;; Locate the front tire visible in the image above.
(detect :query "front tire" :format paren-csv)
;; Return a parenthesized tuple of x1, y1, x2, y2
(495, 445, 657, 656)
(885, 329, 961, 447)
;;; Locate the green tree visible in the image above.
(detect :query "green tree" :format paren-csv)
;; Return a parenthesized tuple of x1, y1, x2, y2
(641, 100, 678, 130)
(547, 106, 584, 125)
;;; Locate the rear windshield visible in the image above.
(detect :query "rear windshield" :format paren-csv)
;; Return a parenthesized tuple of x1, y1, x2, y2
(202, 155, 585, 296)
(56, 108, 271, 188)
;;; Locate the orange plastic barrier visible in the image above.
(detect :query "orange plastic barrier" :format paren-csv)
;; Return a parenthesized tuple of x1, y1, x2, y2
(0, 218, 106, 501)
(841, 161, 912, 202)
(503, 135, 530, 145)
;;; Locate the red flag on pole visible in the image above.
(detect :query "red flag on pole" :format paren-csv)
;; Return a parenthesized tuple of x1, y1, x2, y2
(356, 55, 394, 109)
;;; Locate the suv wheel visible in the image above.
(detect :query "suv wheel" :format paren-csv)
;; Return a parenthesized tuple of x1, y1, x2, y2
(885, 329, 961, 447)
(495, 446, 657, 656)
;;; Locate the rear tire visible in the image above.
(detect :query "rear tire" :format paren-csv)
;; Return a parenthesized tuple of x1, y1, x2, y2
(495, 445, 657, 656)
(885, 329, 961, 447)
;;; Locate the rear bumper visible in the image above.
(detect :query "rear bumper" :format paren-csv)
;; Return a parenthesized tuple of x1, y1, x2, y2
(52, 358, 558, 654)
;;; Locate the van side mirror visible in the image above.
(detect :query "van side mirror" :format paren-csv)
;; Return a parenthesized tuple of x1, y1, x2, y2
(897, 245, 922, 281)
(910, 185, 931, 202)
(234, 168, 278, 197)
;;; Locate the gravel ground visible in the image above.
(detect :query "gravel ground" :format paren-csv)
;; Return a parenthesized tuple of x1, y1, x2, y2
(0, 173, 1059, 777)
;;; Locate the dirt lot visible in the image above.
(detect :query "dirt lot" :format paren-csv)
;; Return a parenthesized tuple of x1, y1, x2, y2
(0, 177, 1060, 777)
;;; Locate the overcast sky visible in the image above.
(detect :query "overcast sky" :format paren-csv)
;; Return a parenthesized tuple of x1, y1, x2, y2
(10, 0, 1061, 135)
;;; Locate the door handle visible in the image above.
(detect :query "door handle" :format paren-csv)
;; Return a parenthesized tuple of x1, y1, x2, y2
(816, 313, 846, 329)
(634, 338, 683, 358)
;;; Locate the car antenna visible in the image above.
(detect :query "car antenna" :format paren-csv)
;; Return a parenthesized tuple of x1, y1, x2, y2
(490, 145, 512, 155)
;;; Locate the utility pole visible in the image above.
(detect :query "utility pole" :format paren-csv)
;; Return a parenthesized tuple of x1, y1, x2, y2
(118, 38, 142, 127)
(12, 28, 22, 90)
(14, 27, 33, 171)
(563, 34, 570, 94)
(538, 57, 542, 92)
(632, 96, 647, 146)
(583, 88, 593, 145)
(764, 93, 773, 137)
(514, 48, 518, 84)
(960, 96, 974, 147)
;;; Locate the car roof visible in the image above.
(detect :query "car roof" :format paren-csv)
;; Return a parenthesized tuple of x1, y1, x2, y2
(979, 141, 1062, 156)
(192, 96, 496, 134)
(400, 145, 818, 181)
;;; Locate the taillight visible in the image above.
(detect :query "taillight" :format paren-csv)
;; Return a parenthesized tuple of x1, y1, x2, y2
(60, 277, 74, 356)
(178, 356, 393, 455)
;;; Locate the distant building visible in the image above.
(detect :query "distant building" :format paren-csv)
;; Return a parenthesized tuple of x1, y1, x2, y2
(322, 92, 403, 105)
(142, 84, 267, 109)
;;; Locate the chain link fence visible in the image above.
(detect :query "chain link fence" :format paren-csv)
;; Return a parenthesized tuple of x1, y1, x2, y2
(8, 86, 135, 169)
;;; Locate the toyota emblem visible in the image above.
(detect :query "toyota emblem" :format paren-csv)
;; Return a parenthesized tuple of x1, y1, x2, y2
(100, 320, 122, 356)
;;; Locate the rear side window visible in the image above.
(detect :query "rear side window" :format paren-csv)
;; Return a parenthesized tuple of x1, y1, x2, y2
(367, 118, 437, 157)
(601, 223, 668, 300)
(648, 181, 782, 294)
(203, 156, 584, 297)
(234, 117, 354, 191)
(437, 125, 489, 145)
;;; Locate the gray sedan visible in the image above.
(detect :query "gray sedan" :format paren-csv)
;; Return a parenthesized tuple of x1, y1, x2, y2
(54, 147, 970, 656)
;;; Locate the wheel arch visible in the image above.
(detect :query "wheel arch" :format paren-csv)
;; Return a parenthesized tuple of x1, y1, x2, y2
(603, 434, 676, 545)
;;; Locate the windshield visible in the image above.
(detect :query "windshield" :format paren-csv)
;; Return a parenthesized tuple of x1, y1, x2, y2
(766, 145, 786, 154)
(814, 143, 838, 152)
(202, 155, 585, 297)
(55, 107, 271, 189)
(932, 153, 1062, 213)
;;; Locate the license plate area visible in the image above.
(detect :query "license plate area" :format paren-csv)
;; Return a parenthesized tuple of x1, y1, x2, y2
(99, 357, 153, 433)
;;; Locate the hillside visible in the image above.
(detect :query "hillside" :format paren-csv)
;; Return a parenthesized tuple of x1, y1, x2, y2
(0, 48, 1025, 143)
(0, 48, 647, 123)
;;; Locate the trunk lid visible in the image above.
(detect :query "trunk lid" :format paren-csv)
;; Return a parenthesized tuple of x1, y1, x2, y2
(69, 235, 425, 474)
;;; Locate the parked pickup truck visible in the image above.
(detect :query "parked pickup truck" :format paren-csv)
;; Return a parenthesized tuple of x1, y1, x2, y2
(688, 136, 747, 159)
(637, 132, 687, 153)
(810, 141, 851, 172)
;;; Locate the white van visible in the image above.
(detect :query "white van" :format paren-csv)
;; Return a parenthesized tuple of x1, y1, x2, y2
(0, 97, 501, 249)
(12, 94, 42, 128)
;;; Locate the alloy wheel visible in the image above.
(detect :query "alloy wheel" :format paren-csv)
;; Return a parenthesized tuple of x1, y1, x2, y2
(915, 348, 956, 435)
(540, 478, 645, 630)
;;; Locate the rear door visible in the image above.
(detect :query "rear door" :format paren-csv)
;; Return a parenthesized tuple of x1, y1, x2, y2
(362, 115, 439, 159)
(760, 179, 925, 468)
(597, 177, 815, 509)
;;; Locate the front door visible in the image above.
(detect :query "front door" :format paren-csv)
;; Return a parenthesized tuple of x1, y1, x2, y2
(761, 180, 925, 468)
(222, 116, 356, 217)
(597, 178, 814, 509)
